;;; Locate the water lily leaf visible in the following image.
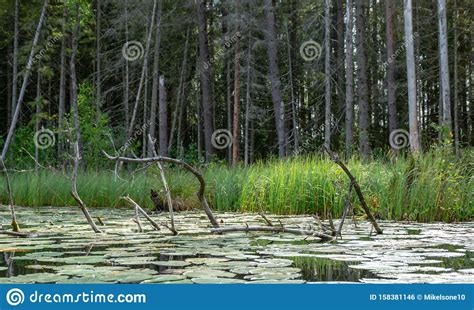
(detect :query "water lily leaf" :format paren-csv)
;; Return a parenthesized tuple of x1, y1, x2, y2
(191, 277, 246, 284)
(153, 261, 191, 267)
(141, 275, 187, 283)
(183, 269, 236, 278)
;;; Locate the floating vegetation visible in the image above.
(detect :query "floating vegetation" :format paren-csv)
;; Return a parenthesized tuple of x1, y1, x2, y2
(0, 207, 473, 284)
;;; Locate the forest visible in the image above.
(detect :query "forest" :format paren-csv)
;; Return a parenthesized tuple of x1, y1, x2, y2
(0, 0, 472, 284)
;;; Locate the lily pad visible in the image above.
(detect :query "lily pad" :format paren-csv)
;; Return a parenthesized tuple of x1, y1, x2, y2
(191, 277, 246, 284)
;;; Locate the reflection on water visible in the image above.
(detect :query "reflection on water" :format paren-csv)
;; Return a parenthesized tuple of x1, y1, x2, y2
(0, 207, 473, 283)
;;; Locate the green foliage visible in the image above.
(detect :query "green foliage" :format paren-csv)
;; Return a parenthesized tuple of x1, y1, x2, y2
(1, 149, 472, 222)
(67, 81, 113, 167)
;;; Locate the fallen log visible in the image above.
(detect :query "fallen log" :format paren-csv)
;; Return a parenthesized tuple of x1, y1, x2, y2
(210, 225, 334, 241)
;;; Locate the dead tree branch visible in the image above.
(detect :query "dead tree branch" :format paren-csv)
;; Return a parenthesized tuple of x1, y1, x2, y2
(148, 135, 176, 234)
(103, 151, 219, 228)
(210, 226, 334, 241)
(337, 182, 353, 237)
(0, 159, 19, 232)
(259, 212, 274, 226)
(121, 196, 161, 231)
(71, 142, 102, 233)
(324, 146, 383, 234)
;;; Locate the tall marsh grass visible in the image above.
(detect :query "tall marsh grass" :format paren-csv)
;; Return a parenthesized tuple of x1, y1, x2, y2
(1, 149, 472, 222)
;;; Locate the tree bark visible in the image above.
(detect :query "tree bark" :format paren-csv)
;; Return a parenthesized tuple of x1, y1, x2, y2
(95, 0, 101, 120)
(344, 0, 354, 159)
(232, 12, 241, 165)
(244, 33, 253, 165)
(335, 0, 345, 151)
(437, 0, 452, 136)
(355, 0, 370, 159)
(263, 0, 286, 157)
(403, 0, 421, 152)
(324, 0, 331, 150)
(197, 0, 215, 161)
(70, 2, 82, 158)
(35, 71, 41, 174)
(148, 0, 162, 156)
(453, 0, 460, 158)
(58, 7, 67, 166)
(158, 75, 168, 156)
(11, 0, 19, 127)
(123, 0, 130, 132)
(169, 28, 189, 154)
(385, 0, 398, 150)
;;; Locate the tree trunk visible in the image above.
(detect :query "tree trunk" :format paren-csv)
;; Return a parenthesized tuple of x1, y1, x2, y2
(344, 0, 354, 159)
(403, 0, 421, 152)
(453, 0, 460, 157)
(285, 24, 298, 155)
(335, 0, 345, 151)
(158, 76, 168, 156)
(244, 33, 252, 166)
(232, 13, 241, 165)
(126, 0, 157, 142)
(58, 7, 67, 166)
(11, 0, 19, 127)
(355, 0, 370, 159)
(197, 0, 215, 161)
(1, 0, 48, 161)
(148, 0, 162, 156)
(169, 28, 189, 154)
(324, 0, 331, 150)
(70, 2, 82, 157)
(437, 0, 452, 138)
(263, 0, 286, 157)
(385, 0, 398, 150)
(35, 70, 41, 174)
(95, 0, 101, 120)
(123, 0, 130, 132)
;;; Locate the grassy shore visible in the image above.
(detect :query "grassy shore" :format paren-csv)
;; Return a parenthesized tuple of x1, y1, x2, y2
(1, 149, 472, 222)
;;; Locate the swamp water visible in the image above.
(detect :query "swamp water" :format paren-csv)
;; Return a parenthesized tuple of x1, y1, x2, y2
(0, 207, 473, 284)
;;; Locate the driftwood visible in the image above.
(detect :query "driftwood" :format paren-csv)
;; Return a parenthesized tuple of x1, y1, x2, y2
(148, 135, 176, 234)
(122, 196, 161, 231)
(337, 183, 353, 237)
(0, 230, 38, 238)
(0, 159, 19, 232)
(210, 226, 334, 241)
(103, 151, 219, 228)
(71, 142, 102, 233)
(324, 147, 383, 234)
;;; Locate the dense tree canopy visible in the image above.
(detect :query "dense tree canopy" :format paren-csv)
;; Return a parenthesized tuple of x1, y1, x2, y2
(0, 0, 472, 169)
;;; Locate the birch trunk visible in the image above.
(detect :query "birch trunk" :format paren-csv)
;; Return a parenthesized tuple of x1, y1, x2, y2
(1, 0, 49, 160)
(403, 0, 421, 152)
